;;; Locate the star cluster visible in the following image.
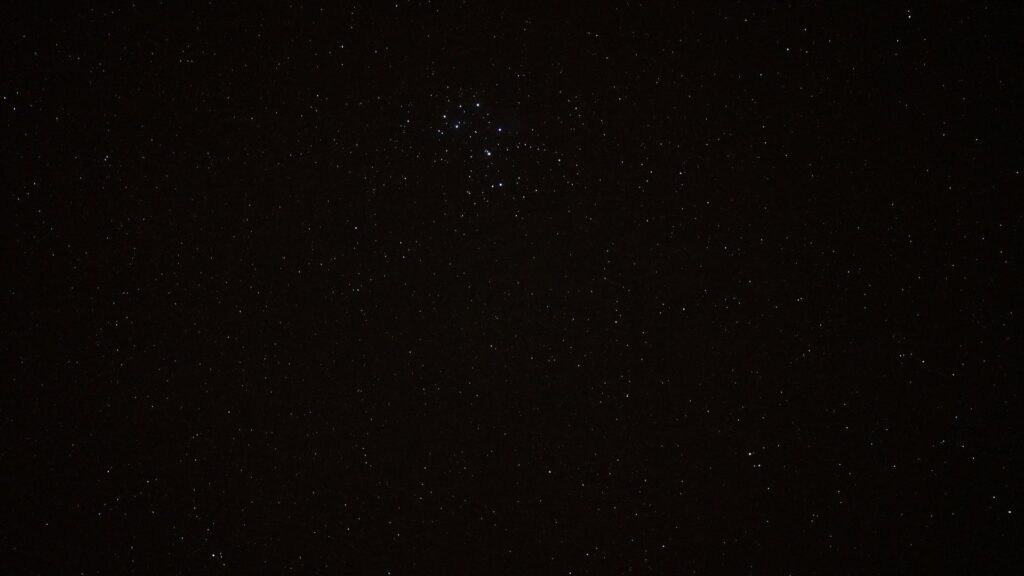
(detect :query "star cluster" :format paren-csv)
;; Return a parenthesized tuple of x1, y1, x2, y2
(4, 2, 1022, 573)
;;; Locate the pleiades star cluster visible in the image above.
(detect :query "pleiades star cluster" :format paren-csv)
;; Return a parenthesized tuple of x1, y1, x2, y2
(4, 2, 1022, 573)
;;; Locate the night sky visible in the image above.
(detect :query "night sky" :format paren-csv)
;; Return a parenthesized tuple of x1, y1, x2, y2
(4, 2, 1023, 573)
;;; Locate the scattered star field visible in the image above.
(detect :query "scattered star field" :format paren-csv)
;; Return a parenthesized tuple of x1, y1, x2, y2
(4, 2, 1022, 573)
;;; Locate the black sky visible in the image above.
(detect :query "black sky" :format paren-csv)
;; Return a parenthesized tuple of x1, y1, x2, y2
(4, 2, 1023, 573)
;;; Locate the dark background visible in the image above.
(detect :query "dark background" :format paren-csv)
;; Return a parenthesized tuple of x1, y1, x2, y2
(4, 2, 1022, 573)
